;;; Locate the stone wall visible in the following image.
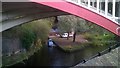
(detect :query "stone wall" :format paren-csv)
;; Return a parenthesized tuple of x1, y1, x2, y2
(2, 38, 23, 56)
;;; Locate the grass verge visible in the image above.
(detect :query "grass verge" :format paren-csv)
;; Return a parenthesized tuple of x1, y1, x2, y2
(57, 43, 90, 53)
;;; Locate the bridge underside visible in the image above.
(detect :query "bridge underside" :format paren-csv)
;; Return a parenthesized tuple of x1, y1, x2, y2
(1, 1, 120, 36)
(31, 0, 120, 36)
(1, 2, 69, 32)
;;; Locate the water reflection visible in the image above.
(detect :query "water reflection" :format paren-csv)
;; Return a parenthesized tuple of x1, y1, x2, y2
(8, 45, 111, 67)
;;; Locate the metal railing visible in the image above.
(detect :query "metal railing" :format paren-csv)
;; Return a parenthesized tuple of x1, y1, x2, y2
(65, 0, 120, 25)
(81, 42, 120, 64)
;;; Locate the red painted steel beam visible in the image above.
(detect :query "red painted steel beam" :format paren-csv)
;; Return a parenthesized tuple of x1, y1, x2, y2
(30, 0, 120, 36)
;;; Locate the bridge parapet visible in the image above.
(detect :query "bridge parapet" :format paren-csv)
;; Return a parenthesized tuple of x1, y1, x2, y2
(65, 0, 120, 25)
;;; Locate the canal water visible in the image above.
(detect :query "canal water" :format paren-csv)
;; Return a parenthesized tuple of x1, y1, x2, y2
(8, 44, 112, 67)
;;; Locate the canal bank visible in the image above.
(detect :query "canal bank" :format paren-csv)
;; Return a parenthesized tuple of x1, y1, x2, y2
(2, 38, 42, 67)
(75, 45, 120, 67)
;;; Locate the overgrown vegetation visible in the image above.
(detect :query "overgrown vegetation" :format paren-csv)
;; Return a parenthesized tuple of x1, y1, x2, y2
(57, 15, 116, 47)
(3, 18, 54, 50)
(58, 15, 90, 41)
(83, 23, 116, 47)
(2, 17, 55, 66)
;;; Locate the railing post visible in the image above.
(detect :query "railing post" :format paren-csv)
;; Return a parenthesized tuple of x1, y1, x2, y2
(112, 0, 116, 19)
(78, 0, 81, 4)
(97, 0, 100, 12)
(88, 0, 90, 8)
(85, 0, 87, 4)
(92, 1, 94, 7)
(93, 1, 95, 7)
(105, 0, 108, 16)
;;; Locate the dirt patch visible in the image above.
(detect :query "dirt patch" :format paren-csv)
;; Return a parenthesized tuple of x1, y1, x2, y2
(50, 35, 89, 52)
(50, 35, 88, 46)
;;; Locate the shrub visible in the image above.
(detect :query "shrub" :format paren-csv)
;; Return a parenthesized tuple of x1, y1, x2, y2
(83, 32, 116, 47)
(30, 19, 51, 44)
(20, 25, 36, 50)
